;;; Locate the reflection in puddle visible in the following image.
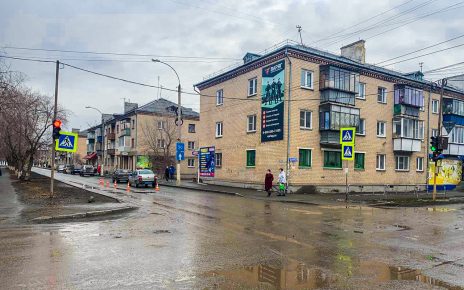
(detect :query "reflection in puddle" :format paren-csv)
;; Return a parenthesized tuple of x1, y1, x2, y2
(205, 260, 463, 289)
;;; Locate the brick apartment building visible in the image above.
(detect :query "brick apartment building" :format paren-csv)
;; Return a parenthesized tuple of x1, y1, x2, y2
(85, 99, 200, 177)
(195, 40, 464, 192)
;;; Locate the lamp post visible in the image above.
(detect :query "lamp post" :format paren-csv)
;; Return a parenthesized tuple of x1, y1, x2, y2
(85, 106, 105, 177)
(152, 59, 182, 185)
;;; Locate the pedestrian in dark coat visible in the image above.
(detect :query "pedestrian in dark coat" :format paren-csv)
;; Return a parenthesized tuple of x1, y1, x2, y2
(169, 165, 175, 181)
(264, 169, 274, 197)
(164, 166, 170, 182)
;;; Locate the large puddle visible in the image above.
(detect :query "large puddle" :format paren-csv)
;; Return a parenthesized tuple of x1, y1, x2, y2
(204, 260, 463, 289)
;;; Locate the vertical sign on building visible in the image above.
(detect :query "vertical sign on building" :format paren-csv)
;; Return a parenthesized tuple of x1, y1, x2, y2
(261, 60, 285, 142)
(199, 146, 215, 177)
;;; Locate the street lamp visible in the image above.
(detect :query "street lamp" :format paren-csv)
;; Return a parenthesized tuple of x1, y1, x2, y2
(85, 106, 105, 177)
(152, 59, 182, 185)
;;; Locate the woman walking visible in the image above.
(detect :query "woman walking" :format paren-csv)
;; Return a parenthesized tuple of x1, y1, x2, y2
(264, 169, 274, 197)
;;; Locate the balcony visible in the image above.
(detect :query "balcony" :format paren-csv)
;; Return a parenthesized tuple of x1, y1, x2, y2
(319, 65, 359, 94)
(97, 136, 103, 143)
(107, 149, 116, 155)
(120, 128, 131, 136)
(87, 132, 95, 140)
(394, 85, 424, 108)
(392, 117, 424, 152)
(107, 132, 116, 140)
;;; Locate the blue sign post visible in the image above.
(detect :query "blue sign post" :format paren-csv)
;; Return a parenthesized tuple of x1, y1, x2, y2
(55, 131, 78, 153)
(176, 142, 185, 161)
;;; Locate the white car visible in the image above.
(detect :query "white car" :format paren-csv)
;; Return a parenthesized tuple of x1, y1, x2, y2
(128, 169, 157, 188)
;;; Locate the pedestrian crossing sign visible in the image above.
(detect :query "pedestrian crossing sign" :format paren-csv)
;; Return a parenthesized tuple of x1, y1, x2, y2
(55, 131, 78, 153)
(342, 144, 354, 161)
(340, 127, 356, 145)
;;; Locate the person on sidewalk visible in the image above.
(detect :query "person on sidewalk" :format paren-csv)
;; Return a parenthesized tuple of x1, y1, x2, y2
(278, 168, 286, 196)
(264, 169, 274, 197)
(169, 165, 175, 181)
(164, 166, 170, 182)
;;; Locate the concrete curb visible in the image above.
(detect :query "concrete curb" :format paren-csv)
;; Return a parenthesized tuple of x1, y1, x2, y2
(159, 182, 240, 196)
(31, 206, 137, 223)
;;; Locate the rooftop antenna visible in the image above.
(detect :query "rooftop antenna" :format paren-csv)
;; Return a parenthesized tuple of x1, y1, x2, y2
(419, 62, 424, 73)
(296, 25, 303, 45)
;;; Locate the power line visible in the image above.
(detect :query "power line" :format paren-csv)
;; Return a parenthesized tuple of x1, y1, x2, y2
(375, 34, 464, 65)
(423, 61, 464, 73)
(1, 46, 240, 61)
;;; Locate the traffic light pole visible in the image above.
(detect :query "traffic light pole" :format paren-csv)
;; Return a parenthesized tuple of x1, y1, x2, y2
(50, 61, 60, 197)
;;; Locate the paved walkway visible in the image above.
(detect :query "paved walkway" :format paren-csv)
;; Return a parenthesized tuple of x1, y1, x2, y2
(158, 180, 464, 206)
(0, 169, 23, 223)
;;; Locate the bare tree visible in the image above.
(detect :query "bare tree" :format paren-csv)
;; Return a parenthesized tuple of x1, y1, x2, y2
(141, 115, 177, 174)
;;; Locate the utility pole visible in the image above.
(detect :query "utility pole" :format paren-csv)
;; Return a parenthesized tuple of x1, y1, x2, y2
(50, 60, 60, 197)
(177, 83, 182, 185)
(434, 78, 447, 201)
(296, 25, 303, 45)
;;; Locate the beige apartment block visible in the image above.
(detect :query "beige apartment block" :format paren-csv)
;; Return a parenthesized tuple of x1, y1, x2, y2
(87, 99, 199, 177)
(195, 40, 464, 192)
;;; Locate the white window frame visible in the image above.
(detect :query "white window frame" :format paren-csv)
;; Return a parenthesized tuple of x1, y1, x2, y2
(300, 110, 312, 129)
(187, 158, 195, 168)
(157, 120, 165, 130)
(432, 99, 439, 114)
(247, 115, 257, 133)
(157, 138, 165, 148)
(395, 155, 410, 171)
(215, 121, 223, 138)
(248, 77, 257, 97)
(215, 153, 222, 168)
(357, 118, 366, 136)
(377, 121, 386, 137)
(357, 82, 366, 100)
(216, 89, 224, 106)
(431, 129, 439, 137)
(188, 141, 195, 150)
(301, 69, 314, 89)
(376, 154, 386, 171)
(416, 157, 424, 172)
(377, 87, 387, 104)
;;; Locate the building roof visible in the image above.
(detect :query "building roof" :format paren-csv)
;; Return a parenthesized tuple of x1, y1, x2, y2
(195, 39, 464, 97)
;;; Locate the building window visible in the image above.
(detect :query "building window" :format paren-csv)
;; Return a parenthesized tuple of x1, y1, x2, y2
(248, 77, 257, 96)
(215, 122, 223, 138)
(187, 158, 195, 168)
(377, 121, 386, 137)
(157, 139, 165, 148)
(392, 118, 424, 139)
(377, 87, 387, 103)
(247, 115, 257, 132)
(215, 153, 222, 168)
(450, 126, 464, 144)
(132, 120, 135, 129)
(157, 121, 165, 130)
(376, 154, 386, 171)
(323, 151, 342, 168)
(188, 141, 195, 150)
(355, 153, 365, 170)
(431, 129, 439, 137)
(216, 89, 224, 106)
(357, 82, 366, 99)
(432, 99, 439, 114)
(188, 124, 196, 133)
(300, 69, 313, 89)
(298, 149, 312, 168)
(357, 119, 366, 135)
(246, 150, 256, 167)
(131, 138, 135, 148)
(300, 110, 312, 129)
(416, 157, 424, 172)
(116, 124, 119, 133)
(395, 156, 409, 171)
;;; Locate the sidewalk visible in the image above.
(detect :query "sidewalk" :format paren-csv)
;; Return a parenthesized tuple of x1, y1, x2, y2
(158, 180, 464, 207)
(0, 170, 23, 224)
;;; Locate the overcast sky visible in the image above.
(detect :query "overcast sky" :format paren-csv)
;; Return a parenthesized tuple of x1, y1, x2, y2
(1, 0, 463, 130)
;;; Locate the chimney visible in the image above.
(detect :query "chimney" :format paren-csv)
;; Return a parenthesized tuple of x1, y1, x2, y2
(124, 102, 138, 113)
(340, 40, 366, 64)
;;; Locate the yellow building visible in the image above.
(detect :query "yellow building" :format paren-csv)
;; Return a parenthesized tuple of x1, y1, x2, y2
(195, 40, 464, 192)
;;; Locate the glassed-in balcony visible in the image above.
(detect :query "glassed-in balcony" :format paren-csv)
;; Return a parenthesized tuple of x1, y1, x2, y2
(392, 117, 424, 152)
(443, 98, 464, 127)
(319, 65, 359, 94)
(319, 104, 359, 145)
(444, 126, 464, 156)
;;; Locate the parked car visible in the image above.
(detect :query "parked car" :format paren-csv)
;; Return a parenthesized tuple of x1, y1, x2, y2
(72, 165, 82, 175)
(64, 164, 73, 174)
(57, 164, 66, 173)
(112, 169, 130, 183)
(128, 169, 157, 188)
(80, 165, 95, 176)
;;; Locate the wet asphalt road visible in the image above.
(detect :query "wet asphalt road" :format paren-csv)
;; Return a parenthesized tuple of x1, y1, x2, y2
(1, 169, 464, 289)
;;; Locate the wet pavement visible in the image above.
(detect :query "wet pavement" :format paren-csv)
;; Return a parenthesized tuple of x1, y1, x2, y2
(0, 168, 463, 289)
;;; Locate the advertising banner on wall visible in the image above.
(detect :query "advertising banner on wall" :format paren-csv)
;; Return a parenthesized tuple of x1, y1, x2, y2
(136, 155, 152, 169)
(428, 159, 462, 190)
(261, 60, 285, 142)
(199, 146, 215, 177)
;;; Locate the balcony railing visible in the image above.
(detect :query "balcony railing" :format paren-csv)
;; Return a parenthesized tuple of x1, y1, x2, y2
(120, 128, 131, 136)
(107, 149, 116, 155)
(107, 132, 116, 140)
(393, 138, 421, 152)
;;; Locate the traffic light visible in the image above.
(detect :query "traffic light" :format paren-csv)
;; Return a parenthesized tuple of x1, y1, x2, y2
(430, 136, 438, 152)
(52, 119, 62, 140)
